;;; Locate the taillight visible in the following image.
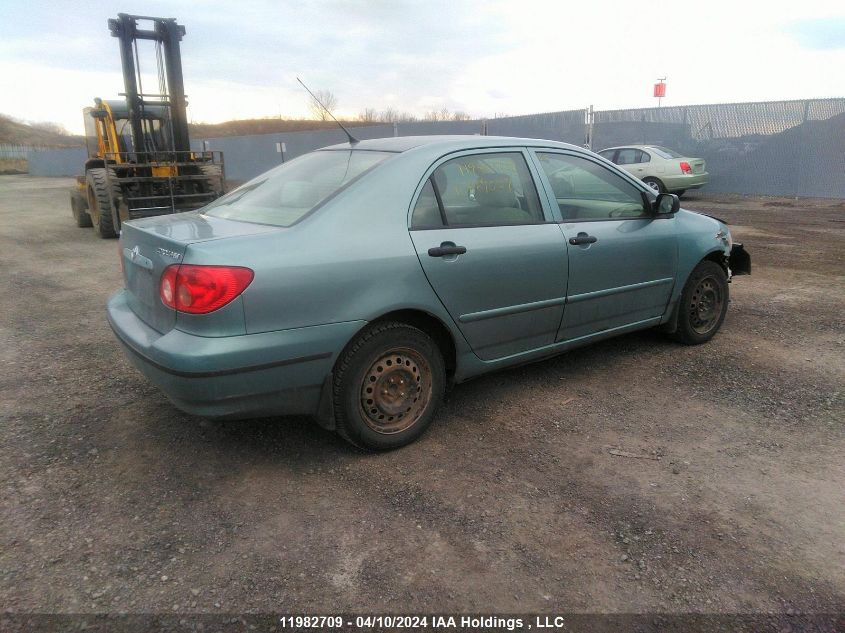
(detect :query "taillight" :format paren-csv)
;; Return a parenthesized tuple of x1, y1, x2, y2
(159, 264, 254, 314)
(680, 161, 692, 174)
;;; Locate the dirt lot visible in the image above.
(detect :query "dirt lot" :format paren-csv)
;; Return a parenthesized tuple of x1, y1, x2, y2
(1, 177, 843, 623)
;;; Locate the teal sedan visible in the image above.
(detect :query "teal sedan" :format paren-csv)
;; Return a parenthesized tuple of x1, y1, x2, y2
(107, 136, 750, 450)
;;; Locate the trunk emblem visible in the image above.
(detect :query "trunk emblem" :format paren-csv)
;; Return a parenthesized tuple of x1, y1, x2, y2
(156, 247, 182, 260)
(123, 246, 154, 271)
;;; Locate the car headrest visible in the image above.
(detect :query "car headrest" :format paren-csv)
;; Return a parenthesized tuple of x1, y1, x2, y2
(475, 174, 518, 208)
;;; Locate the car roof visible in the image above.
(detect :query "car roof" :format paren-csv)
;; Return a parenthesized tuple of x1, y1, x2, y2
(598, 144, 655, 152)
(320, 135, 586, 154)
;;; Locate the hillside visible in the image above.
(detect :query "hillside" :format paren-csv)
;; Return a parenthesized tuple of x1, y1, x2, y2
(188, 118, 382, 139)
(0, 115, 83, 147)
(0, 113, 382, 146)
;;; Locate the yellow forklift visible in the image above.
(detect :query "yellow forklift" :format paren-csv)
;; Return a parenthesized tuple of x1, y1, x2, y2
(70, 14, 225, 238)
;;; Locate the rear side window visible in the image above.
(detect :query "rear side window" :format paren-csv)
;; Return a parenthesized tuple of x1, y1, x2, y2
(205, 150, 393, 227)
(410, 180, 443, 229)
(650, 146, 682, 159)
(420, 152, 544, 227)
(536, 152, 647, 221)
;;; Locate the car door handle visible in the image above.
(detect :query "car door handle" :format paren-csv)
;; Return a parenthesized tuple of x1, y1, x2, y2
(428, 244, 467, 257)
(569, 233, 597, 245)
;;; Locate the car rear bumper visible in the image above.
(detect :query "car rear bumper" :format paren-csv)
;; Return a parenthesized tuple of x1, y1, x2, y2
(107, 289, 363, 419)
(664, 172, 709, 191)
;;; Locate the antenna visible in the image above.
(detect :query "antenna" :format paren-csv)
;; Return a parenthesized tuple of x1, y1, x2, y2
(296, 77, 358, 145)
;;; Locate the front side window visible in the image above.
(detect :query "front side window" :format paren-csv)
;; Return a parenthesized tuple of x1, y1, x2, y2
(598, 149, 617, 162)
(205, 150, 393, 227)
(424, 152, 544, 227)
(536, 152, 648, 221)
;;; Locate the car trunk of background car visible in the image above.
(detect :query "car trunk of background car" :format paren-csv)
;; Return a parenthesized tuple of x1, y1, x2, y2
(690, 159, 706, 174)
(119, 214, 277, 333)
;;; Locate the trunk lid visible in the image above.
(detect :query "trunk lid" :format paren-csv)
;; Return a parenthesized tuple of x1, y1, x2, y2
(690, 158, 706, 174)
(120, 212, 278, 333)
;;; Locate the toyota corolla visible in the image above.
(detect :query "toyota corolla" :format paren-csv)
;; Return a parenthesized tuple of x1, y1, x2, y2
(107, 136, 750, 450)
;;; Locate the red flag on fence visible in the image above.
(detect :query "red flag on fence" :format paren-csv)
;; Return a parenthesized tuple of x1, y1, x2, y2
(653, 82, 666, 98)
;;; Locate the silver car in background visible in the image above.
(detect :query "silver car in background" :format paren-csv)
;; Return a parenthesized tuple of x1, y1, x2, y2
(598, 145, 708, 196)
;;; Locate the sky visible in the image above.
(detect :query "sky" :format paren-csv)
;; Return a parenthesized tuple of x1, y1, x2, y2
(1, 0, 844, 134)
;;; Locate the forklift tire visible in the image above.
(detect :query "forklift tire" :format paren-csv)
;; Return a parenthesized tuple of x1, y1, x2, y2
(70, 190, 93, 228)
(86, 168, 118, 239)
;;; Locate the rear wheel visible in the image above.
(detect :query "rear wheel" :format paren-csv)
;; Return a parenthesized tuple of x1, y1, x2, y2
(86, 168, 118, 238)
(675, 189, 686, 198)
(333, 322, 445, 450)
(671, 260, 729, 345)
(70, 190, 92, 228)
(643, 177, 665, 194)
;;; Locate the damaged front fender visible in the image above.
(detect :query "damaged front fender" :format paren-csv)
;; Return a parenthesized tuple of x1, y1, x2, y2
(729, 243, 751, 276)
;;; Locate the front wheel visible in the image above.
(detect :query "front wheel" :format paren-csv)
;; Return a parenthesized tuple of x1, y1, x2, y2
(671, 260, 729, 345)
(332, 322, 445, 450)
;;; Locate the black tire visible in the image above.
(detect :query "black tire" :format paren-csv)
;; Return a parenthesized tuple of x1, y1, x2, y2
(642, 177, 665, 194)
(333, 321, 446, 450)
(86, 168, 118, 238)
(675, 189, 686, 198)
(671, 260, 729, 345)
(70, 190, 93, 228)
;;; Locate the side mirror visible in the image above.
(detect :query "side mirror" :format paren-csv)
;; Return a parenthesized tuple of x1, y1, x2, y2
(655, 192, 680, 215)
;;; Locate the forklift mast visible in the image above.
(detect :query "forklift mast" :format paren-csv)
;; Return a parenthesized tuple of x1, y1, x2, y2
(107, 13, 191, 157)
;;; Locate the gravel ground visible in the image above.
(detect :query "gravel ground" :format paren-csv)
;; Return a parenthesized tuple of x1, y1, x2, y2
(0, 177, 843, 626)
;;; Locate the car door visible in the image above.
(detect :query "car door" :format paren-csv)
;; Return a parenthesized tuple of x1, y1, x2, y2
(409, 149, 569, 361)
(531, 150, 677, 341)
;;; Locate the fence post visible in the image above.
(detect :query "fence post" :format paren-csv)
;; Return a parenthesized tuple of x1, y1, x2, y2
(393, 122, 398, 137)
(584, 106, 594, 149)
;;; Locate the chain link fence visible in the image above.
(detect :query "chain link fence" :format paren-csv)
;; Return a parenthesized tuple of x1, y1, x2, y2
(590, 99, 845, 197)
(24, 98, 845, 197)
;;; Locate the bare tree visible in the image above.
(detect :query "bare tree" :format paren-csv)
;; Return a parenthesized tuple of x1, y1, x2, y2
(379, 106, 398, 122)
(31, 121, 70, 135)
(307, 90, 339, 121)
(451, 111, 472, 121)
(357, 108, 379, 122)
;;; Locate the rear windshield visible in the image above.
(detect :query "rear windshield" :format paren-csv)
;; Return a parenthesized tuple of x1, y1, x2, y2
(649, 146, 683, 159)
(204, 150, 393, 227)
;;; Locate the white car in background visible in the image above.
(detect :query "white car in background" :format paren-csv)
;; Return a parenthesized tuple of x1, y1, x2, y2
(597, 145, 708, 196)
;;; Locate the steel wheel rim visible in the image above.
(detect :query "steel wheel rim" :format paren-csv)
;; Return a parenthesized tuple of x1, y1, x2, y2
(359, 347, 432, 435)
(689, 275, 723, 334)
